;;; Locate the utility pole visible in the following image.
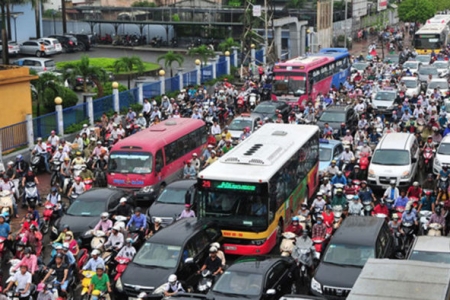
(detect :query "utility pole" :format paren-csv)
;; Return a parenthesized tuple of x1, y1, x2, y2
(344, 0, 348, 49)
(1, 0, 9, 65)
(61, 0, 67, 34)
(264, 0, 268, 62)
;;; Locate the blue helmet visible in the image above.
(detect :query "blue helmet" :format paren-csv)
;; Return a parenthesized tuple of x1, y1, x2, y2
(16, 154, 23, 161)
(353, 195, 359, 200)
(292, 216, 299, 222)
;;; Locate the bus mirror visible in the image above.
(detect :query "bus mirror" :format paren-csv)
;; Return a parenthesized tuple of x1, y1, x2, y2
(185, 191, 192, 204)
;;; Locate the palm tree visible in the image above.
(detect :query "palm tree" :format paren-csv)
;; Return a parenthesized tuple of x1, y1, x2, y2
(31, 71, 63, 116)
(157, 51, 184, 77)
(188, 45, 215, 66)
(218, 37, 240, 54)
(113, 55, 145, 89)
(62, 55, 106, 93)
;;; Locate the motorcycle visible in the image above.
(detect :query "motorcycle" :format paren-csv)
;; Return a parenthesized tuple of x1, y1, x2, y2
(0, 190, 13, 223)
(311, 237, 325, 260)
(332, 205, 343, 229)
(30, 152, 46, 174)
(428, 223, 443, 236)
(0, 236, 7, 260)
(94, 166, 107, 188)
(401, 221, 415, 253)
(437, 176, 450, 202)
(112, 256, 131, 282)
(84, 230, 107, 251)
(24, 182, 38, 207)
(197, 269, 214, 293)
(50, 161, 61, 187)
(292, 236, 314, 286)
(11, 179, 23, 203)
(248, 93, 258, 110)
(79, 270, 96, 298)
(362, 200, 373, 216)
(68, 191, 80, 205)
(311, 207, 322, 223)
(280, 231, 296, 257)
(84, 178, 94, 191)
(40, 203, 57, 234)
(419, 210, 432, 236)
(422, 147, 435, 173)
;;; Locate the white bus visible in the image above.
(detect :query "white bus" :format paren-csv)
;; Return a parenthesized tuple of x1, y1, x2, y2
(197, 124, 320, 256)
(414, 22, 449, 54)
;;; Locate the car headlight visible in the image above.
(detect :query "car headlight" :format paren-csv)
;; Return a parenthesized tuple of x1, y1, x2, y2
(368, 169, 376, 179)
(141, 186, 154, 193)
(311, 277, 322, 294)
(116, 277, 123, 292)
(401, 171, 410, 179)
(388, 105, 395, 110)
(435, 157, 441, 166)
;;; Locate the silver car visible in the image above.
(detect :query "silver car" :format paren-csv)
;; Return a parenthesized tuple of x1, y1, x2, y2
(0, 40, 20, 56)
(418, 66, 439, 83)
(38, 38, 62, 54)
(19, 40, 57, 57)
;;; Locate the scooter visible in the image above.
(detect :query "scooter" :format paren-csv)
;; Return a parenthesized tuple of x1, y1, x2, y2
(112, 256, 131, 282)
(24, 182, 38, 207)
(401, 221, 415, 253)
(0, 190, 13, 222)
(83, 178, 94, 191)
(113, 215, 127, 231)
(419, 210, 432, 235)
(86, 230, 107, 251)
(292, 236, 314, 286)
(41, 203, 58, 234)
(332, 205, 343, 229)
(280, 232, 296, 257)
(428, 223, 443, 236)
(311, 237, 325, 260)
(362, 200, 373, 216)
(79, 270, 96, 298)
(197, 269, 214, 293)
(422, 147, 435, 173)
(30, 152, 46, 174)
(50, 161, 61, 187)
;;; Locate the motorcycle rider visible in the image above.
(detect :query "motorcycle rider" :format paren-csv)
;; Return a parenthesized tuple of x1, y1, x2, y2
(183, 160, 197, 179)
(372, 199, 389, 216)
(331, 188, 347, 207)
(82, 250, 105, 272)
(126, 208, 147, 240)
(388, 213, 404, 234)
(394, 190, 409, 211)
(22, 169, 41, 206)
(297, 203, 311, 228)
(12, 247, 38, 277)
(32, 137, 51, 173)
(339, 147, 355, 170)
(50, 145, 69, 163)
(406, 181, 422, 199)
(112, 198, 133, 221)
(1, 175, 18, 218)
(24, 224, 43, 256)
(93, 212, 113, 234)
(67, 176, 85, 201)
(5, 161, 16, 179)
(418, 190, 435, 213)
(88, 264, 112, 299)
(71, 151, 85, 167)
(285, 216, 303, 236)
(358, 181, 376, 203)
(310, 192, 327, 211)
(15, 154, 29, 178)
(135, 113, 147, 128)
(349, 195, 363, 215)
(198, 246, 222, 276)
(46, 187, 63, 218)
(325, 160, 339, 176)
(41, 253, 69, 295)
(79, 164, 94, 182)
(164, 274, 185, 297)
(428, 205, 446, 233)
(60, 157, 72, 190)
(321, 205, 335, 227)
(348, 165, 365, 181)
(331, 171, 347, 186)
(116, 237, 136, 260)
(3, 264, 32, 298)
(383, 180, 400, 202)
(104, 225, 124, 251)
(312, 215, 327, 239)
(319, 177, 332, 199)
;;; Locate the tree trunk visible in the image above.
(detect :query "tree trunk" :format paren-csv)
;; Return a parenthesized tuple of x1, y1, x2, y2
(61, 0, 67, 33)
(127, 75, 131, 90)
(0, 2, 8, 65)
(34, 0, 41, 38)
(6, 0, 11, 41)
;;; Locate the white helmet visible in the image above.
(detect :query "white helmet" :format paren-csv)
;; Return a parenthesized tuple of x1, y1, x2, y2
(91, 249, 100, 256)
(168, 274, 177, 283)
(219, 89, 224, 94)
(119, 197, 127, 203)
(100, 212, 109, 220)
(112, 225, 121, 231)
(210, 102, 214, 106)
(211, 242, 220, 249)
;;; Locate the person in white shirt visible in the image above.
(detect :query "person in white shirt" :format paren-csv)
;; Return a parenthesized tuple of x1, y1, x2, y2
(32, 137, 50, 173)
(135, 113, 147, 128)
(51, 146, 69, 163)
(116, 238, 136, 260)
(68, 177, 86, 200)
(150, 107, 162, 122)
(47, 130, 60, 150)
(80, 124, 90, 137)
(340, 147, 355, 165)
(354, 99, 366, 114)
(210, 121, 221, 135)
(73, 133, 84, 151)
(104, 226, 124, 251)
(4, 264, 32, 297)
(116, 124, 126, 138)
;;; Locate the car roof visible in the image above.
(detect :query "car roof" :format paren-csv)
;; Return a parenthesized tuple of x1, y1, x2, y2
(165, 179, 196, 189)
(258, 101, 286, 107)
(401, 76, 418, 81)
(440, 135, 450, 144)
(229, 256, 290, 273)
(324, 105, 352, 112)
(412, 236, 450, 253)
(429, 78, 448, 82)
(149, 218, 213, 246)
(376, 132, 413, 150)
(330, 216, 384, 246)
(77, 188, 124, 200)
(18, 57, 54, 62)
(319, 139, 342, 150)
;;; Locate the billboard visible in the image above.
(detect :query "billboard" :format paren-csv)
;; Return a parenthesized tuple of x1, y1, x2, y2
(352, 0, 368, 18)
(377, 0, 387, 11)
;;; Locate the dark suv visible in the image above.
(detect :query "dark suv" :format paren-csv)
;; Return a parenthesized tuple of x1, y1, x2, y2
(251, 100, 291, 123)
(48, 34, 78, 52)
(74, 34, 94, 51)
(316, 105, 358, 134)
(310, 216, 394, 298)
(117, 218, 222, 298)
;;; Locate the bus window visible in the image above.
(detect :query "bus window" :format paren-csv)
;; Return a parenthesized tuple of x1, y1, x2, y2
(155, 150, 163, 172)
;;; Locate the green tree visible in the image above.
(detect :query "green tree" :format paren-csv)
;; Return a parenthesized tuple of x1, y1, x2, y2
(398, 0, 436, 24)
(285, 0, 305, 9)
(43, 86, 78, 112)
(61, 55, 106, 93)
(218, 37, 240, 53)
(157, 51, 184, 77)
(131, 0, 156, 7)
(31, 72, 63, 116)
(188, 45, 215, 66)
(113, 55, 145, 89)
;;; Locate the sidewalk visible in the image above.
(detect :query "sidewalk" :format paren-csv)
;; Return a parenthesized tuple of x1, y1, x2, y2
(349, 34, 413, 57)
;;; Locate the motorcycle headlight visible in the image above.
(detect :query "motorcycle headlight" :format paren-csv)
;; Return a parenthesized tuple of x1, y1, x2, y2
(401, 171, 410, 179)
(311, 277, 322, 294)
(51, 226, 58, 235)
(115, 277, 123, 292)
(140, 186, 154, 193)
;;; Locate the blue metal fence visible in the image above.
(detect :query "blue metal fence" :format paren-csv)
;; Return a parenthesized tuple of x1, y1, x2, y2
(33, 112, 57, 138)
(255, 49, 264, 65)
(62, 103, 88, 131)
(183, 70, 197, 86)
(201, 65, 214, 83)
(216, 60, 227, 78)
(119, 88, 138, 110)
(0, 122, 28, 151)
(93, 95, 114, 120)
(143, 82, 161, 99)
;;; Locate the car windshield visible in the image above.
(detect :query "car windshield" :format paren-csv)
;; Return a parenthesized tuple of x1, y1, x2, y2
(45, 60, 55, 68)
(403, 62, 418, 69)
(66, 198, 105, 216)
(385, 56, 399, 63)
(374, 92, 396, 101)
(323, 244, 374, 267)
(319, 148, 332, 162)
(409, 250, 450, 264)
(438, 143, 450, 155)
(433, 62, 448, 69)
(428, 81, 449, 89)
(157, 188, 187, 204)
(419, 68, 438, 75)
(272, 72, 306, 96)
(133, 242, 181, 268)
(403, 80, 418, 89)
(212, 271, 263, 296)
(108, 152, 152, 174)
(319, 111, 346, 123)
(352, 63, 367, 71)
(416, 56, 431, 64)
(372, 149, 410, 165)
(229, 119, 252, 131)
(253, 103, 277, 114)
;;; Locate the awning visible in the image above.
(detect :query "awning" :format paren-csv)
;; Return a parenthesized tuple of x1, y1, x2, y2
(66, 9, 79, 14)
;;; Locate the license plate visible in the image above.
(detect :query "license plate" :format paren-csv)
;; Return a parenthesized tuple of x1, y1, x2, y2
(225, 246, 237, 251)
(381, 185, 389, 189)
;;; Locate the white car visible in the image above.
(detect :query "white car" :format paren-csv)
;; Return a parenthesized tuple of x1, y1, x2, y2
(432, 60, 449, 76)
(433, 135, 450, 175)
(401, 76, 420, 98)
(38, 37, 62, 54)
(426, 78, 449, 97)
(403, 61, 421, 75)
(416, 55, 431, 66)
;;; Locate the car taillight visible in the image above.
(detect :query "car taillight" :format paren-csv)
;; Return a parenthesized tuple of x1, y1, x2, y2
(44, 67, 47, 71)
(8, 46, 12, 49)
(69, 41, 73, 45)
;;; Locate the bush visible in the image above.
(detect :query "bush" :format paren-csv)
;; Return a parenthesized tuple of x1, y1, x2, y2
(56, 58, 159, 75)
(43, 87, 79, 112)
(66, 119, 90, 134)
(94, 83, 127, 99)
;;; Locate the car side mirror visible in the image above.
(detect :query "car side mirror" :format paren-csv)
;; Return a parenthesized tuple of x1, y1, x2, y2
(184, 257, 194, 264)
(266, 289, 276, 295)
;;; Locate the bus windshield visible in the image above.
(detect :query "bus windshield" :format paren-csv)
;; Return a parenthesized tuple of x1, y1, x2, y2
(108, 151, 153, 174)
(414, 35, 441, 50)
(198, 181, 268, 231)
(272, 73, 306, 96)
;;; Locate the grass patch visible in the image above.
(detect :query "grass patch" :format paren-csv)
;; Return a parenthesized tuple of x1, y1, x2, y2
(56, 58, 160, 74)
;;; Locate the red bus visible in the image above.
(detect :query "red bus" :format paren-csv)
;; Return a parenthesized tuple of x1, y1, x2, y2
(107, 118, 207, 202)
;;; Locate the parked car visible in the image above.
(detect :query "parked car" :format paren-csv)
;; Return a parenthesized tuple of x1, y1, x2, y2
(74, 34, 94, 51)
(38, 37, 62, 54)
(319, 139, 343, 176)
(51, 188, 135, 243)
(251, 100, 291, 123)
(48, 34, 78, 52)
(316, 105, 358, 134)
(207, 256, 296, 300)
(19, 40, 57, 57)
(117, 218, 222, 298)
(310, 216, 394, 298)
(12, 57, 56, 72)
(0, 40, 20, 56)
(146, 179, 197, 227)
(408, 236, 450, 264)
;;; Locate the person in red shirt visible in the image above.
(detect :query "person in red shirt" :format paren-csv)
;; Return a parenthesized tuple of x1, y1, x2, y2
(372, 199, 389, 216)
(284, 216, 303, 236)
(406, 182, 422, 200)
(321, 205, 335, 228)
(207, 134, 217, 146)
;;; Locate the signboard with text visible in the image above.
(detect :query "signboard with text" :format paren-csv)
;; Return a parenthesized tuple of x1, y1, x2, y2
(377, 0, 387, 11)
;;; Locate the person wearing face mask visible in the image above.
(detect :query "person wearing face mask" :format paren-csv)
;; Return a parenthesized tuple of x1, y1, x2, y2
(312, 215, 327, 239)
(13, 247, 38, 278)
(401, 204, 418, 228)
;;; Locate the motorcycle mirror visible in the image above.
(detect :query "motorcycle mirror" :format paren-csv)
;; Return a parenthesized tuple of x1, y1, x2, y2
(184, 257, 194, 264)
(266, 289, 276, 295)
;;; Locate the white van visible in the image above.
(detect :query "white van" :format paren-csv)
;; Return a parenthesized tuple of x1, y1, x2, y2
(368, 133, 419, 190)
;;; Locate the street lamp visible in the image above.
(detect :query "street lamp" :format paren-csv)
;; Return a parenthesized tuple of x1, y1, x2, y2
(10, 13, 23, 42)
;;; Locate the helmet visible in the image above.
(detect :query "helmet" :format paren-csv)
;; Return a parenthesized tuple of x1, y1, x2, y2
(126, 238, 133, 244)
(112, 225, 121, 231)
(336, 188, 343, 193)
(292, 216, 299, 222)
(135, 207, 142, 213)
(436, 206, 442, 214)
(91, 249, 100, 256)
(64, 157, 70, 161)
(16, 154, 23, 161)
(63, 224, 70, 230)
(76, 151, 82, 156)
(390, 179, 396, 185)
(392, 213, 399, 220)
(37, 283, 45, 292)
(24, 247, 32, 254)
(75, 176, 81, 181)
(209, 246, 218, 253)
(96, 264, 105, 270)
(154, 217, 162, 224)
(55, 253, 64, 259)
(413, 181, 419, 187)
(353, 195, 359, 200)
(337, 171, 343, 176)
(81, 164, 87, 170)
(325, 205, 332, 210)
(361, 180, 367, 185)
(211, 242, 220, 249)
(7, 161, 13, 166)
(51, 187, 57, 193)
(245, 126, 250, 132)
(120, 197, 127, 203)
(168, 274, 177, 283)
(100, 212, 109, 220)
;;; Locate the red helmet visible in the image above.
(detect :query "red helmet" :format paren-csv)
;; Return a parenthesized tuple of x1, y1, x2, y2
(75, 176, 81, 181)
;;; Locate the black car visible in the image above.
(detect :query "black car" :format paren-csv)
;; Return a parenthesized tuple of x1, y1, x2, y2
(74, 34, 94, 51)
(117, 218, 222, 298)
(251, 100, 291, 123)
(51, 188, 134, 242)
(310, 216, 394, 298)
(207, 256, 296, 300)
(316, 105, 358, 135)
(48, 34, 78, 52)
(146, 179, 196, 227)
